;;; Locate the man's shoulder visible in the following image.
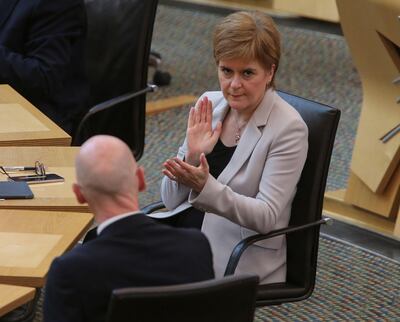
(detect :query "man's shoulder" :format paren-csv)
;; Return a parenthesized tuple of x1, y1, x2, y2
(143, 215, 202, 236)
(138, 216, 211, 250)
(166, 226, 212, 255)
(174, 226, 208, 240)
(46, 244, 90, 286)
(51, 243, 89, 268)
(101, 214, 208, 244)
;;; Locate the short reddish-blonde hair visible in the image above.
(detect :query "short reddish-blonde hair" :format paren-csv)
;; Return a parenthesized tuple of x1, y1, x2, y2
(213, 11, 281, 88)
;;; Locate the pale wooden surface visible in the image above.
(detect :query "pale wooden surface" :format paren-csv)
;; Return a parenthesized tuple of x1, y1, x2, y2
(0, 284, 35, 317)
(337, 0, 400, 193)
(173, 0, 339, 22)
(0, 209, 93, 287)
(324, 190, 400, 239)
(146, 95, 197, 115)
(0, 85, 71, 146)
(273, 0, 339, 22)
(0, 147, 89, 212)
(0, 104, 48, 133)
(394, 208, 400, 236)
(345, 168, 400, 218)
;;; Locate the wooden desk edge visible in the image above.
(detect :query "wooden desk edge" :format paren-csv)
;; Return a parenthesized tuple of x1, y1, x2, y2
(324, 190, 400, 240)
(0, 286, 35, 317)
(0, 213, 93, 288)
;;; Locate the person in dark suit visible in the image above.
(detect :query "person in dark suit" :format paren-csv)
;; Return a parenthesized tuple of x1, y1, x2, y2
(43, 135, 214, 322)
(0, 0, 89, 134)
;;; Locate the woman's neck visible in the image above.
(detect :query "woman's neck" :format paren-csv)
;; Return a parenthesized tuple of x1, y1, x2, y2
(229, 107, 254, 124)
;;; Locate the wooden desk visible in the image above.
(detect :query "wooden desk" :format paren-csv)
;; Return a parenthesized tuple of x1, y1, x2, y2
(0, 209, 93, 287)
(174, 0, 339, 22)
(337, 0, 400, 194)
(0, 284, 35, 317)
(0, 85, 71, 146)
(325, 0, 400, 240)
(0, 146, 89, 212)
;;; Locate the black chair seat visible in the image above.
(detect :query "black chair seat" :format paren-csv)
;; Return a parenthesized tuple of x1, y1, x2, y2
(106, 275, 259, 322)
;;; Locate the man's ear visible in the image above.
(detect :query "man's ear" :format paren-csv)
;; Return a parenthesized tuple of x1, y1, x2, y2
(73, 183, 87, 204)
(136, 166, 146, 192)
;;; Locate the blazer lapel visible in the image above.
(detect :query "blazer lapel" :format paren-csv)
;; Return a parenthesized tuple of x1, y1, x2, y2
(0, 0, 19, 30)
(211, 98, 230, 129)
(218, 89, 276, 185)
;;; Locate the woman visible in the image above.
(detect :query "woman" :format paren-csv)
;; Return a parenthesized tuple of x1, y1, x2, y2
(160, 11, 308, 284)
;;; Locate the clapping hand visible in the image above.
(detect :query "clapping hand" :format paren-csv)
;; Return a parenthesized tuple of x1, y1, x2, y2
(185, 96, 222, 165)
(162, 153, 209, 193)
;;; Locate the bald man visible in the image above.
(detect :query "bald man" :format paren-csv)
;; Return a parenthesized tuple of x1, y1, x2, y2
(44, 135, 214, 322)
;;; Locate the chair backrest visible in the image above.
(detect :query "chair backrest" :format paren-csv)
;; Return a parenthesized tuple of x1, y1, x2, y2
(80, 0, 158, 159)
(258, 91, 339, 304)
(106, 275, 259, 322)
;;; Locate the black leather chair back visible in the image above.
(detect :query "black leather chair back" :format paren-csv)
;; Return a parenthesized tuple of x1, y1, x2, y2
(256, 91, 340, 304)
(81, 0, 158, 159)
(106, 275, 259, 322)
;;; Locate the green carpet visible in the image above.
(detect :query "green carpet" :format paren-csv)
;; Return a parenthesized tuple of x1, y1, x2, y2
(255, 235, 400, 321)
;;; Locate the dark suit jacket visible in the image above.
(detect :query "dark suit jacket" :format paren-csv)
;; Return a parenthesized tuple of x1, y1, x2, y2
(44, 213, 214, 322)
(0, 0, 88, 133)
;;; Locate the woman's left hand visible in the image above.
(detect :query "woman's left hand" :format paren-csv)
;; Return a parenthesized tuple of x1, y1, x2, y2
(162, 153, 209, 193)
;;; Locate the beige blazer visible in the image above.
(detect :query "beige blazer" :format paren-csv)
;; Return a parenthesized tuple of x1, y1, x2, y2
(159, 89, 308, 284)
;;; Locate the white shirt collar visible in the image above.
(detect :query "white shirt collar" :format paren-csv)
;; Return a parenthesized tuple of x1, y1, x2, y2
(96, 210, 142, 235)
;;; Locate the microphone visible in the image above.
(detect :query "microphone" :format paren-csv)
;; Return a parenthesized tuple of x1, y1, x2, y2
(73, 84, 157, 146)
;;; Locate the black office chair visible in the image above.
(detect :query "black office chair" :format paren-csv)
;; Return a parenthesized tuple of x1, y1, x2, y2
(105, 275, 259, 322)
(74, 0, 159, 160)
(224, 91, 340, 305)
(143, 91, 341, 306)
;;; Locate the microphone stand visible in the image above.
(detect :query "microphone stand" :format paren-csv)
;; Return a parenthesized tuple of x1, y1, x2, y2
(380, 123, 400, 143)
(72, 84, 157, 146)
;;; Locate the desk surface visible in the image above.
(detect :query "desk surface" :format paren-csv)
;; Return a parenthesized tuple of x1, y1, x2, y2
(0, 284, 35, 317)
(0, 209, 93, 287)
(0, 146, 88, 212)
(0, 85, 71, 146)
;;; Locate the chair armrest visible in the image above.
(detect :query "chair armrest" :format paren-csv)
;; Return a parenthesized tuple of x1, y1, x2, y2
(224, 217, 332, 276)
(73, 84, 157, 145)
(142, 201, 166, 214)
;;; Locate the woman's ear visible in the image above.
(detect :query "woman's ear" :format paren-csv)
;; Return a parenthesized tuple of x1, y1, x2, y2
(268, 64, 276, 83)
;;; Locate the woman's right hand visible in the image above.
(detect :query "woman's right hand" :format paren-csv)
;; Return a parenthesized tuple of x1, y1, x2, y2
(185, 96, 222, 165)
